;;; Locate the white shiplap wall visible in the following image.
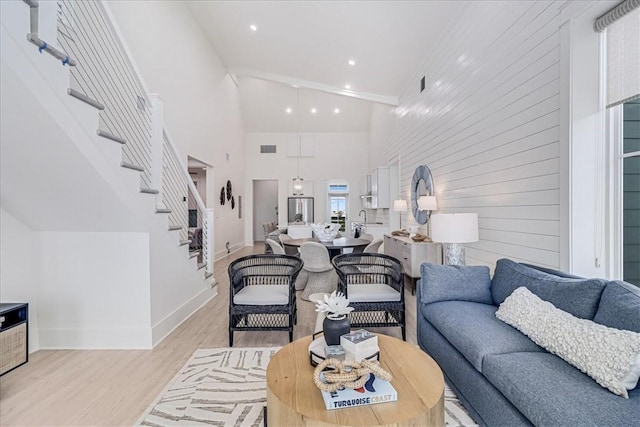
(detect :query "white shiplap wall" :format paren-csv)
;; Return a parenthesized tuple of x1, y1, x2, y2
(369, 1, 569, 269)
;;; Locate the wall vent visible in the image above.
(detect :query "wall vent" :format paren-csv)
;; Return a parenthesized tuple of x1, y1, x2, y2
(260, 145, 277, 154)
(136, 95, 146, 112)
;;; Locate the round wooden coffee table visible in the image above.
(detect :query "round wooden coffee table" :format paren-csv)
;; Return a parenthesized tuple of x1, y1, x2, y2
(266, 334, 444, 426)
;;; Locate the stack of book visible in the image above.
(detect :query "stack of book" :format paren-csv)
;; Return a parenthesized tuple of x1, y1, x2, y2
(318, 372, 397, 410)
(340, 329, 379, 361)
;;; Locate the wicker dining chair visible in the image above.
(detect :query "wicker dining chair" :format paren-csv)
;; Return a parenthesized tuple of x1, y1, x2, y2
(228, 254, 303, 346)
(332, 253, 406, 340)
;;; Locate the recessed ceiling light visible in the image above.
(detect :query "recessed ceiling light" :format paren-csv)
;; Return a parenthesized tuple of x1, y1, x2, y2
(348, 59, 356, 66)
(311, 108, 317, 114)
(249, 24, 257, 32)
(334, 108, 340, 114)
(285, 107, 292, 114)
(344, 84, 351, 90)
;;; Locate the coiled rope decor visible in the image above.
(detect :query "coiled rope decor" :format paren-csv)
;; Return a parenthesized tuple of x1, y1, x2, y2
(313, 358, 393, 392)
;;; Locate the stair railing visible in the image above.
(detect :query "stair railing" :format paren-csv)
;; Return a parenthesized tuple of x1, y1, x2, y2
(161, 129, 214, 275)
(23, 0, 77, 66)
(57, 0, 154, 190)
(21, 0, 215, 276)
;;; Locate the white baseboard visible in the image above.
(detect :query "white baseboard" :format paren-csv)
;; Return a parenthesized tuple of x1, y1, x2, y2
(37, 278, 218, 350)
(151, 286, 218, 347)
(38, 327, 153, 350)
(214, 241, 247, 261)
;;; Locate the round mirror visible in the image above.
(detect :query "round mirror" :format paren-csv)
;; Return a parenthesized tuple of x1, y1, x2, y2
(410, 165, 434, 224)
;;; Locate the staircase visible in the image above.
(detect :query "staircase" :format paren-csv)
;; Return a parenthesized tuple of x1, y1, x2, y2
(0, 0, 216, 349)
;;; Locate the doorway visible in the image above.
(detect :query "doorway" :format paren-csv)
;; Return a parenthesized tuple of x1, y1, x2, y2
(327, 182, 349, 232)
(187, 156, 211, 262)
(253, 180, 278, 242)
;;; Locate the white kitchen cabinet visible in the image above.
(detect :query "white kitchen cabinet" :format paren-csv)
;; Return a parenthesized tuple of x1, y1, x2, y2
(361, 167, 390, 209)
(370, 166, 390, 208)
(360, 175, 372, 208)
(384, 234, 442, 294)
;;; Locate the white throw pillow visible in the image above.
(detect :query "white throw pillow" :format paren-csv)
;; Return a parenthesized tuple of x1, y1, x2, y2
(496, 286, 640, 398)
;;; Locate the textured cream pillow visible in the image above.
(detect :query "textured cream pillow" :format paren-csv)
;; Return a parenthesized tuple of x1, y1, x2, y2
(496, 286, 640, 398)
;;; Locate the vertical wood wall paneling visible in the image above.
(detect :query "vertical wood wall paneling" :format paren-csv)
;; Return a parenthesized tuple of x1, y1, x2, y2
(369, 1, 567, 269)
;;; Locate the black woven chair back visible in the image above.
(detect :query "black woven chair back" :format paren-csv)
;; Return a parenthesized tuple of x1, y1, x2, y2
(332, 252, 406, 340)
(229, 254, 303, 292)
(332, 253, 403, 291)
(227, 254, 303, 346)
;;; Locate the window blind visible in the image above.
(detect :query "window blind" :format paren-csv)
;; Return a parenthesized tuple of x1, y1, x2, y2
(600, 3, 640, 107)
(594, 0, 639, 32)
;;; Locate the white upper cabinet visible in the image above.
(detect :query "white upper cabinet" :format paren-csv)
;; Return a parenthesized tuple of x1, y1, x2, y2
(370, 166, 390, 208)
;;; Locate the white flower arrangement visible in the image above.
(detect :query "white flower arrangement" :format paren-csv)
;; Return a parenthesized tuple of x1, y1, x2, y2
(311, 222, 341, 242)
(315, 291, 354, 320)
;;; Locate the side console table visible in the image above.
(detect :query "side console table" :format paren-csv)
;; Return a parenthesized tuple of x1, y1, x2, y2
(0, 303, 29, 376)
(384, 234, 442, 294)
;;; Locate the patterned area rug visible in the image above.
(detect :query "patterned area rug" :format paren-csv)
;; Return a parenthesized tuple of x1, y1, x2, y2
(135, 347, 476, 426)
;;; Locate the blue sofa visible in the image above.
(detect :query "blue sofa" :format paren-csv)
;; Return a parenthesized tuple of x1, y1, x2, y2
(417, 258, 640, 426)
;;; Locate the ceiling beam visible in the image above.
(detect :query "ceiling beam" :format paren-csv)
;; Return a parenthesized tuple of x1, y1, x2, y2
(227, 67, 399, 106)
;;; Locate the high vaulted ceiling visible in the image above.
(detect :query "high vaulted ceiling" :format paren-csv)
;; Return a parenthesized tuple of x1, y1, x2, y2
(186, 1, 467, 132)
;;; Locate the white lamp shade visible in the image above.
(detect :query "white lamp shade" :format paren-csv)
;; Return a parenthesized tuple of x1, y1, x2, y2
(393, 199, 408, 212)
(418, 195, 438, 211)
(430, 213, 479, 243)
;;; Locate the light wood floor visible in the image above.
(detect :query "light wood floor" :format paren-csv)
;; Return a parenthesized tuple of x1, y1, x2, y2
(0, 244, 418, 426)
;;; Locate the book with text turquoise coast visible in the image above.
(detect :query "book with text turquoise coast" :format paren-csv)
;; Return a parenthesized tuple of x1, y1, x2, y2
(319, 372, 398, 410)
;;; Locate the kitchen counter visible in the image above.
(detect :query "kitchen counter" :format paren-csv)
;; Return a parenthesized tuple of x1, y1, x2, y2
(355, 223, 389, 241)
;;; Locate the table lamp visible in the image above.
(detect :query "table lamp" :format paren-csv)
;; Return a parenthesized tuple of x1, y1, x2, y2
(418, 196, 437, 239)
(393, 199, 408, 230)
(430, 213, 479, 265)
(418, 195, 437, 211)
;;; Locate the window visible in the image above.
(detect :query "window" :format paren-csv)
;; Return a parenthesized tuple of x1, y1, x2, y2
(601, 4, 640, 285)
(620, 100, 640, 285)
(328, 183, 348, 232)
(329, 184, 348, 192)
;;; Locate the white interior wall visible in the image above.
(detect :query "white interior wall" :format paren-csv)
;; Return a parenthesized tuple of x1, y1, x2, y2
(37, 232, 152, 349)
(369, 1, 620, 276)
(370, 1, 574, 270)
(253, 180, 279, 241)
(2, 0, 214, 350)
(244, 133, 369, 244)
(148, 215, 217, 346)
(2, 213, 215, 351)
(106, 0, 246, 257)
(0, 209, 41, 353)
